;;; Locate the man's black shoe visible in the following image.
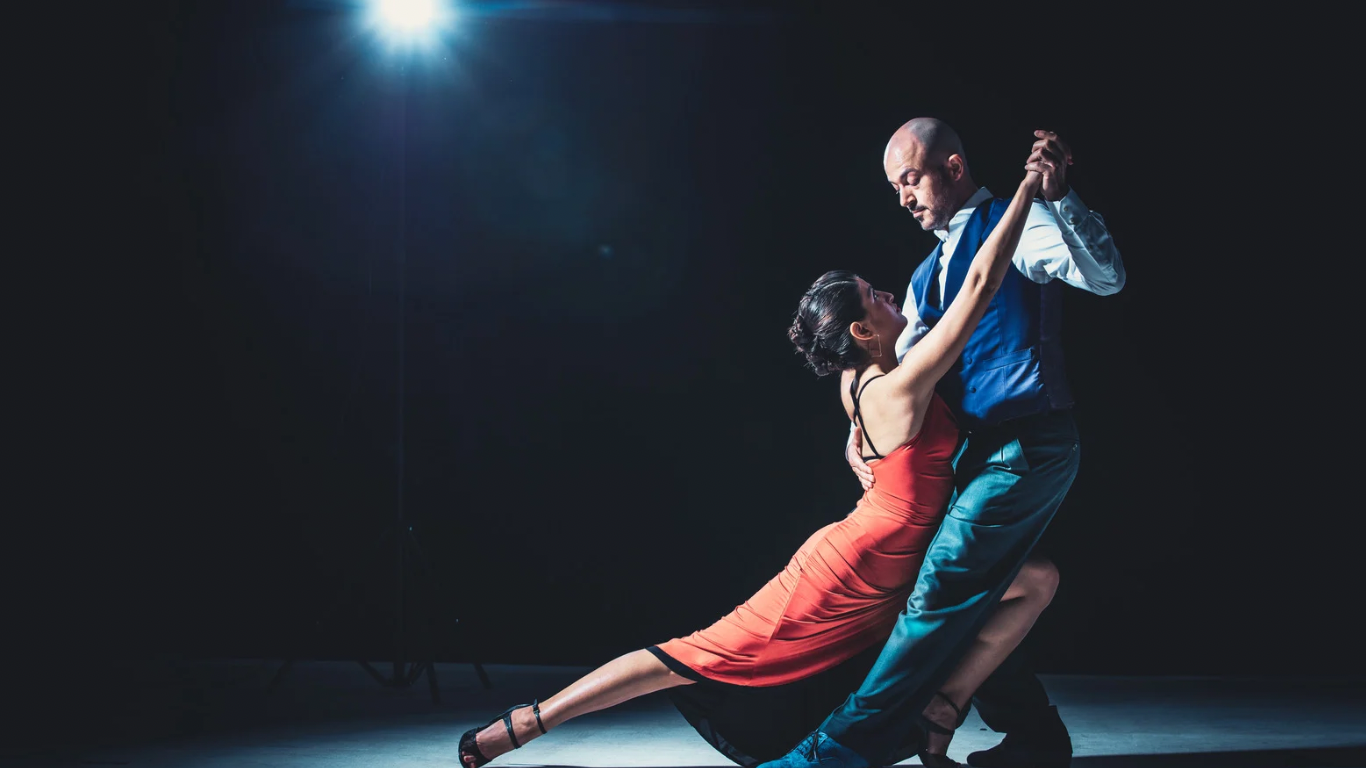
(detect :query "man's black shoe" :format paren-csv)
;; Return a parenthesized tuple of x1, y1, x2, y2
(965, 734, 1072, 768)
(965, 713, 1071, 768)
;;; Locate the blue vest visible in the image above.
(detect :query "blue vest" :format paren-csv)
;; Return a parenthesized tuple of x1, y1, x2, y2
(910, 198, 1073, 428)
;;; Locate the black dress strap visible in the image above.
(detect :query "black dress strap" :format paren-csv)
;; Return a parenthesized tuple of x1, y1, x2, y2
(849, 370, 887, 460)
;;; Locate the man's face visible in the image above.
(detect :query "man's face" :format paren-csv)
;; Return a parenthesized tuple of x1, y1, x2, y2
(884, 139, 955, 232)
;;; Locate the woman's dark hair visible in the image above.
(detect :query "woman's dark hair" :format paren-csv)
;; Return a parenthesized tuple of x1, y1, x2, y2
(788, 270, 869, 377)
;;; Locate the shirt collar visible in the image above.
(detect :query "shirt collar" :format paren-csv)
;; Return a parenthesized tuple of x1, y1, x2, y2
(933, 187, 994, 243)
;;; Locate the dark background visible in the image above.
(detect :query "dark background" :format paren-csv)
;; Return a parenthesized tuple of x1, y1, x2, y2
(19, 1, 1357, 682)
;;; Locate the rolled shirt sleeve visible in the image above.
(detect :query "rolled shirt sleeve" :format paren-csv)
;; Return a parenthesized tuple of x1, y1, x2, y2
(1015, 188, 1126, 296)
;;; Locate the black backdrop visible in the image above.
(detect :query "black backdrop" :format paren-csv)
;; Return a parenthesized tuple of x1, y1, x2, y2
(22, 1, 1358, 679)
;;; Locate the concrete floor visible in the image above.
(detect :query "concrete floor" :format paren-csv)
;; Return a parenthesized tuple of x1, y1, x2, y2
(5, 661, 1365, 767)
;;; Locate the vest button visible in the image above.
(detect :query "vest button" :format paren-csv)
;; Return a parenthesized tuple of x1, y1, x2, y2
(970, 386, 977, 393)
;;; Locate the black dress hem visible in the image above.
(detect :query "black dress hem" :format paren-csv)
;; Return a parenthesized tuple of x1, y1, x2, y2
(643, 642, 923, 767)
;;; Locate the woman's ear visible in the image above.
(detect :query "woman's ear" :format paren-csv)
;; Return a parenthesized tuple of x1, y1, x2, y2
(849, 321, 873, 343)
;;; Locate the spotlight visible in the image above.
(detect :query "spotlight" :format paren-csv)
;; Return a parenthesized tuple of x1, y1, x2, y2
(377, 0, 436, 31)
(370, 0, 454, 44)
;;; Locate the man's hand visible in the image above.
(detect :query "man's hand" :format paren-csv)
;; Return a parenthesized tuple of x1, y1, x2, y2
(1025, 130, 1074, 202)
(848, 425, 875, 490)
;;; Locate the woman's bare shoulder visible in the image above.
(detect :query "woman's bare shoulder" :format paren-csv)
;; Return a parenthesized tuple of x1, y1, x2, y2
(838, 368, 856, 414)
(839, 368, 856, 390)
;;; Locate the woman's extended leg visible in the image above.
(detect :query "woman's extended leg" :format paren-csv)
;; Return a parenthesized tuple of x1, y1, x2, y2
(463, 649, 694, 766)
(920, 558, 1060, 759)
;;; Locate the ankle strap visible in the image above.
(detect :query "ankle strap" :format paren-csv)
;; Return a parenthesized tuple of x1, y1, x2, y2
(502, 701, 547, 749)
(934, 690, 968, 727)
(502, 709, 522, 750)
(934, 691, 962, 719)
(532, 700, 547, 734)
(919, 690, 966, 736)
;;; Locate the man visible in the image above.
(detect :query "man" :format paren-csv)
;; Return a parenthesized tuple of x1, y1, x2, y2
(761, 119, 1124, 768)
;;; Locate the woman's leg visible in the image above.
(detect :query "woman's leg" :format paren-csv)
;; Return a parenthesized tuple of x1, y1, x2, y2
(920, 558, 1060, 756)
(466, 649, 694, 765)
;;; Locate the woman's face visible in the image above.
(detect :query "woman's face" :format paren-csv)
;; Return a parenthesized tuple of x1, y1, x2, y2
(855, 277, 908, 347)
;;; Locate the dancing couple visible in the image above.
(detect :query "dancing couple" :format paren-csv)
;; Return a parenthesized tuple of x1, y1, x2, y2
(458, 118, 1124, 768)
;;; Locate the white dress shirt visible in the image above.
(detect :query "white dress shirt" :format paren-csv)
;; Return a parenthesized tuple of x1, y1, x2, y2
(894, 186, 1125, 363)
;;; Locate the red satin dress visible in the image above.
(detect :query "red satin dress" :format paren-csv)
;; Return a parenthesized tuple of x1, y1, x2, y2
(649, 379, 961, 765)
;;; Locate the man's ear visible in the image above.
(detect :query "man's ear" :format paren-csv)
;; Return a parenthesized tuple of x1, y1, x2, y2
(945, 153, 966, 181)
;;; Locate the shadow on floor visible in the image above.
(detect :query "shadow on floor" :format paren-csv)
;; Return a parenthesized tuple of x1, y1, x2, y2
(520, 746, 1366, 768)
(1070, 745, 1366, 768)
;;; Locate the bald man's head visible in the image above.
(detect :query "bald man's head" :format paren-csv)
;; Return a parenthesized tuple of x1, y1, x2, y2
(887, 117, 965, 168)
(883, 117, 976, 232)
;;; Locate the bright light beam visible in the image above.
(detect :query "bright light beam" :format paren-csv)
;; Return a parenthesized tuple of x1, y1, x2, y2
(369, 0, 454, 47)
(378, 0, 437, 32)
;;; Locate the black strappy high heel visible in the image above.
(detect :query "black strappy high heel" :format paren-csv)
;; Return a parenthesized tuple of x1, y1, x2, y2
(917, 690, 970, 768)
(458, 700, 548, 768)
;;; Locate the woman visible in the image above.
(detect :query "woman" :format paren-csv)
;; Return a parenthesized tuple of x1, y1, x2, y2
(459, 167, 1053, 768)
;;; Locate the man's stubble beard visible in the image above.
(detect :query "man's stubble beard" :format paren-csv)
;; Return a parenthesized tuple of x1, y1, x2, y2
(920, 205, 954, 232)
(917, 168, 955, 231)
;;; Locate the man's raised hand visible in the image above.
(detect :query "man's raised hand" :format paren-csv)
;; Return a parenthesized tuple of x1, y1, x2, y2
(1025, 129, 1073, 202)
